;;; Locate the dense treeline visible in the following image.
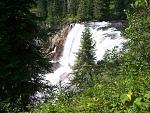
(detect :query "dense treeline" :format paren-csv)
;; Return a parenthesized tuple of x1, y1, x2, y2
(32, 0, 150, 112)
(37, 0, 132, 22)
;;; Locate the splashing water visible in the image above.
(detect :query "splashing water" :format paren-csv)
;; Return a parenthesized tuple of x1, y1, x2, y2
(45, 21, 126, 85)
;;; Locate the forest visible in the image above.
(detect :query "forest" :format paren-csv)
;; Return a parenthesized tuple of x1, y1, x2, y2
(0, 0, 150, 113)
(37, 0, 132, 23)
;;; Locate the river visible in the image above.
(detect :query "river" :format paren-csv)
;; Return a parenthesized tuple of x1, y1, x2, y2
(45, 21, 126, 86)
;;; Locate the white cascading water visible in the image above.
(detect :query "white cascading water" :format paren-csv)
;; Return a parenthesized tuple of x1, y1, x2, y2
(45, 21, 126, 85)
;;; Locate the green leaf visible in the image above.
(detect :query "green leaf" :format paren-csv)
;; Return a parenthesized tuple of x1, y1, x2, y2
(120, 94, 129, 104)
(134, 97, 142, 106)
(144, 91, 150, 99)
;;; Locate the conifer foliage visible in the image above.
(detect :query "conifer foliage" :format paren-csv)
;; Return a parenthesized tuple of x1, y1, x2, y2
(37, 0, 48, 20)
(93, 0, 103, 20)
(67, 0, 79, 16)
(37, 0, 132, 23)
(0, 0, 51, 112)
(72, 26, 96, 88)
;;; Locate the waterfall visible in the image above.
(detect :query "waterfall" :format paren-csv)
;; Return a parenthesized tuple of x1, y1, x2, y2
(45, 21, 126, 86)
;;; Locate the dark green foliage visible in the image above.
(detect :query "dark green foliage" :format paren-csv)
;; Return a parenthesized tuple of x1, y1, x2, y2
(72, 27, 96, 88)
(67, 0, 79, 16)
(101, 0, 111, 19)
(0, 0, 51, 112)
(47, 0, 66, 22)
(37, 0, 48, 20)
(77, 0, 93, 21)
(62, 0, 68, 16)
(115, 0, 133, 19)
(37, 0, 133, 23)
(93, 0, 103, 20)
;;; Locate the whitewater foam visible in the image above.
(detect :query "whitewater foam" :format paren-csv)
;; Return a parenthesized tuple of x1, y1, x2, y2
(45, 22, 126, 85)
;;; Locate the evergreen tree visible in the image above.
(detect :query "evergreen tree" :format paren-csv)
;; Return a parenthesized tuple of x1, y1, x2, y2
(47, 0, 64, 21)
(93, 0, 103, 20)
(115, 0, 132, 19)
(37, 0, 48, 20)
(72, 26, 96, 89)
(62, 0, 68, 17)
(102, 0, 111, 19)
(88, 0, 94, 19)
(47, 0, 53, 20)
(77, 0, 93, 21)
(67, 0, 79, 16)
(0, 0, 51, 112)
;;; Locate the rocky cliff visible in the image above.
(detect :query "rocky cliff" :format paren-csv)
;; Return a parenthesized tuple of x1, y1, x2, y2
(44, 23, 75, 61)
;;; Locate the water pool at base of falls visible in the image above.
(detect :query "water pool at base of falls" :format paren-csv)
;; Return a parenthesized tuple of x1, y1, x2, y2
(45, 21, 127, 86)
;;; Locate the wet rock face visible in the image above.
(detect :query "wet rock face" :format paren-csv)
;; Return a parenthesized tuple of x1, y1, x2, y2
(109, 21, 125, 30)
(48, 24, 75, 60)
(96, 20, 126, 31)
